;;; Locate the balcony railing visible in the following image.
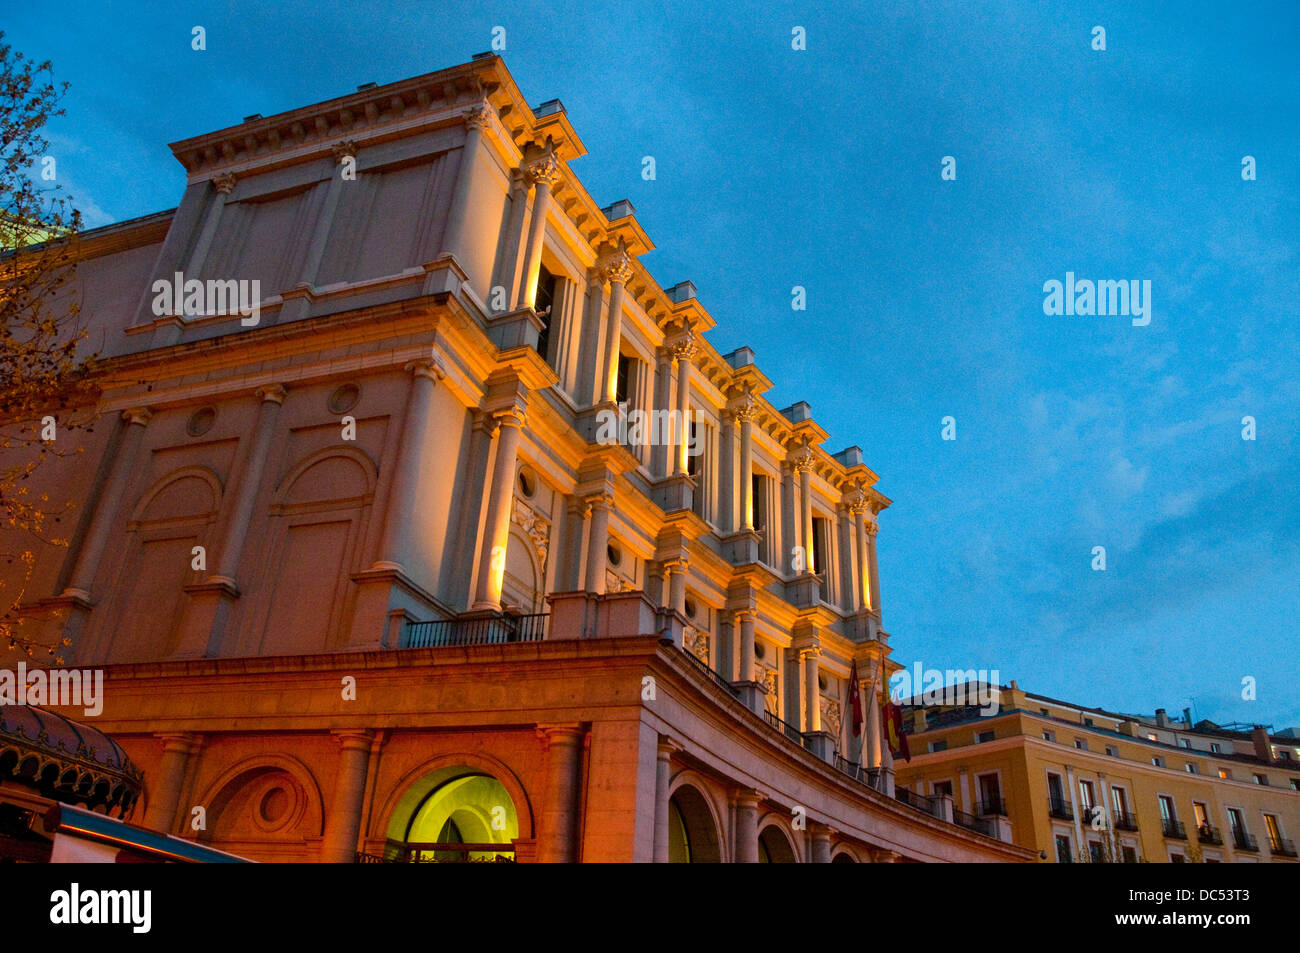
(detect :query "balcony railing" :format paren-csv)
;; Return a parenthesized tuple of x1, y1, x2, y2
(1113, 811, 1139, 832)
(1047, 796, 1073, 821)
(1232, 830, 1259, 852)
(1269, 837, 1297, 857)
(356, 841, 515, 863)
(976, 796, 1008, 817)
(402, 612, 548, 648)
(1161, 819, 1187, 840)
(1196, 823, 1222, 845)
(763, 710, 811, 751)
(679, 647, 740, 699)
(953, 807, 998, 838)
(895, 787, 935, 813)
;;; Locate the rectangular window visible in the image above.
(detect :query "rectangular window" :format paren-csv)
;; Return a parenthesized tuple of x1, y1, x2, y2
(1106, 746, 1119, 757)
(1088, 841, 1104, 863)
(1193, 802, 1210, 829)
(932, 780, 953, 798)
(1048, 774, 1065, 802)
(1084, 717, 1094, 727)
(1185, 763, 1198, 774)
(1111, 786, 1129, 816)
(1210, 743, 1220, 753)
(1170, 852, 1185, 863)
(977, 730, 995, 744)
(1254, 774, 1268, 786)
(929, 739, 948, 753)
(752, 472, 772, 565)
(1264, 814, 1283, 849)
(533, 265, 558, 364)
(1121, 845, 1137, 863)
(1078, 780, 1095, 812)
(1219, 769, 1231, 780)
(811, 515, 832, 602)
(1074, 738, 1087, 750)
(1227, 808, 1244, 835)
(1043, 730, 1056, 742)
(1179, 738, 1191, 748)
(1147, 733, 1159, 741)
(1152, 756, 1163, 767)
(1158, 795, 1176, 824)
(977, 774, 1003, 815)
(1291, 779, 1300, 791)
(1055, 834, 1072, 863)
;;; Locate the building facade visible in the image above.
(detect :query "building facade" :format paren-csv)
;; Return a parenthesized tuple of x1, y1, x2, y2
(895, 682, 1300, 863)
(0, 55, 1031, 861)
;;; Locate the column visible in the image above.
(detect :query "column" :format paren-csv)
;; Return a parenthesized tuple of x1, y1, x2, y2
(802, 646, 821, 733)
(599, 250, 633, 404)
(184, 173, 237, 294)
(795, 448, 815, 574)
(734, 790, 760, 863)
(438, 103, 492, 260)
(673, 338, 696, 476)
(718, 411, 735, 533)
(62, 408, 152, 600)
(517, 148, 561, 309)
(737, 396, 756, 530)
(866, 519, 882, 618)
(737, 609, 756, 682)
(210, 385, 286, 584)
(1066, 765, 1085, 857)
(652, 348, 673, 477)
(866, 685, 883, 769)
(564, 498, 590, 590)
(810, 824, 832, 863)
(653, 739, 674, 863)
(666, 558, 688, 615)
(779, 463, 796, 573)
(143, 733, 197, 834)
(320, 729, 373, 863)
(500, 172, 530, 311)
(299, 144, 357, 286)
(852, 502, 871, 611)
(836, 506, 856, 611)
(373, 361, 444, 571)
(583, 493, 613, 593)
(472, 407, 526, 609)
(537, 724, 585, 863)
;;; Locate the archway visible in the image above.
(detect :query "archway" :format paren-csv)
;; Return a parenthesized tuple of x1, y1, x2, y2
(832, 850, 857, 863)
(758, 823, 798, 863)
(667, 784, 722, 863)
(387, 768, 520, 863)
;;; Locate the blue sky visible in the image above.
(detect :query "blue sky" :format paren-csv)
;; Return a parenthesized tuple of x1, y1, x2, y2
(10, 1, 1298, 726)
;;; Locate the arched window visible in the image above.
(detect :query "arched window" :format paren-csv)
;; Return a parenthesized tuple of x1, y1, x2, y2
(404, 774, 519, 863)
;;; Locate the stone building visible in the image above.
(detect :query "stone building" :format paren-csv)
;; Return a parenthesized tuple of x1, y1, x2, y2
(1, 55, 1031, 862)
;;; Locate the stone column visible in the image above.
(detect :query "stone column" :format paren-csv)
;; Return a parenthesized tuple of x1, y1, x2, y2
(472, 407, 526, 609)
(653, 739, 674, 863)
(564, 498, 591, 590)
(517, 148, 561, 310)
(666, 558, 688, 616)
(210, 385, 286, 584)
(1066, 765, 1085, 856)
(737, 609, 756, 682)
(439, 103, 492, 260)
(184, 173, 237, 294)
(734, 790, 761, 863)
(802, 646, 822, 733)
(599, 251, 633, 405)
(62, 408, 152, 600)
(320, 729, 373, 863)
(866, 683, 883, 769)
(143, 733, 197, 834)
(794, 447, 815, 574)
(866, 519, 882, 618)
(298, 143, 357, 288)
(652, 348, 673, 477)
(852, 501, 871, 611)
(583, 493, 613, 593)
(537, 724, 585, 863)
(779, 463, 796, 573)
(718, 411, 735, 533)
(736, 396, 756, 530)
(810, 823, 832, 863)
(672, 338, 696, 476)
(374, 361, 444, 572)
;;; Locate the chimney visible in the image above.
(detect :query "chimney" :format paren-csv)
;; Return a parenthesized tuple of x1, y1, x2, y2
(1251, 726, 1273, 762)
(1155, 708, 1168, 728)
(911, 709, 928, 734)
(1182, 707, 1192, 727)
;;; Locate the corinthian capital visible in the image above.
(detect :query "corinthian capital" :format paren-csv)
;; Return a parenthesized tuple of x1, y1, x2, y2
(331, 140, 358, 163)
(731, 389, 758, 423)
(600, 250, 634, 286)
(671, 336, 698, 364)
(212, 172, 237, 195)
(463, 102, 493, 131)
(523, 150, 562, 188)
(790, 441, 815, 474)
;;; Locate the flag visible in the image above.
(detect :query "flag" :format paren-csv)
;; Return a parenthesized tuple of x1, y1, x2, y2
(847, 660, 862, 738)
(884, 701, 912, 762)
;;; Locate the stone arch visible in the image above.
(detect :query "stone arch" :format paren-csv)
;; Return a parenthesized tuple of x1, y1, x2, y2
(375, 751, 536, 846)
(758, 814, 801, 863)
(667, 773, 725, 863)
(129, 465, 223, 526)
(193, 754, 326, 851)
(273, 446, 376, 508)
(831, 846, 859, 863)
(501, 525, 543, 613)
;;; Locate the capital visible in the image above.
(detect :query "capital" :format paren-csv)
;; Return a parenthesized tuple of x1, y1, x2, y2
(731, 389, 758, 423)
(791, 444, 815, 474)
(585, 491, 615, 512)
(256, 383, 288, 405)
(405, 358, 447, 383)
(211, 172, 237, 195)
(523, 151, 562, 189)
(463, 102, 493, 131)
(671, 337, 698, 364)
(492, 406, 527, 430)
(864, 519, 879, 537)
(122, 407, 153, 427)
(600, 251, 634, 286)
(331, 139, 358, 163)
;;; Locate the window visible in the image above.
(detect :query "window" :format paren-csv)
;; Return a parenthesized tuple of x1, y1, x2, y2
(1147, 733, 1158, 741)
(929, 739, 948, 753)
(1074, 738, 1087, 750)
(1179, 738, 1191, 749)
(1185, 763, 1198, 774)
(1152, 756, 1164, 767)
(1084, 717, 1094, 727)
(977, 730, 995, 744)
(1111, 786, 1130, 817)
(1170, 852, 1185, 863)
(751, 472, 772, 564)
(1042, 730, 1056, 742)
(1105, 745, 1119, 757)
(1088, 841, 1104, 863)
(1218, 769, 1231, 780)
(1055, 834, 1072, 863)
(1291, 779, 1300, 791)
(1253, 774, 1268, 786)
(1193, 801, 1210, 831)
(977, 774, 1003, 815)
(1210, 743, 1221, 753)
(1040, 709, 1050, 717)
(1158, 795, 1177, 824)
(1078, 780, 1095, 812)
(932, 780, 953, 798)
(1227, 808, 1245, 836)
(811, 515, 832, 601)
(615, 353, 631, 406)
(533, 265, 559, 364)
(1121, 845, 1138, 863)
(1264, 814, 1284, 850)
(1048, 774, 1065, 803)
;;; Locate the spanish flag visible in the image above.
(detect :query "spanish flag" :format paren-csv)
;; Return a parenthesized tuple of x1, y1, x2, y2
(884, 701, 912, 762)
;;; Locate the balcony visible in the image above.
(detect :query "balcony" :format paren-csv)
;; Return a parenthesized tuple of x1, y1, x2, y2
(356, 840, 515, 863)
(1269, 837, 1297, 858)
(1195, 823, 1222, 845)
(402, 612, 548, 648)
(953, 807, 998, 838)
(1113, 811, 1139, 832)
(1232, 830, 1259, 852)
(763, 709, 811, 751)
(976, 796, 1008, 817)
(1047, 796, 1073, 821)
(895, 787, 936, 814)
(1161, 819, 1187, 840)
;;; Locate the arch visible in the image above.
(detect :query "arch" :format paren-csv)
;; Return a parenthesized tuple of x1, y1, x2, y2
(831, 848, 858, 863)
(758, 816, 800, 863)
(273, 446, 376, 509)
(666, 775, 724, 863)
(129, 465, 223, 526)
(501, 526, 543, 613)
(375, 751, 535, 844)
(192, 753, 326, 845)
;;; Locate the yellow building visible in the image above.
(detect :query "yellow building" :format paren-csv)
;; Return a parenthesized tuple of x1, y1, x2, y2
(894, 681, 1300, 863)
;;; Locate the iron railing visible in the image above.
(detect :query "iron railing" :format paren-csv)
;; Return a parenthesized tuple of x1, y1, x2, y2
(1113, 811, 1139, 832)
(895, 787, 935, 813)
(1232, 830, 1259, 852)
(356, 841, 516, 863)
(1269, 836, 1297, 857)
(1161, 818, 1187, 840)
(1196, 823, 1222, 845)
(976, 796, 1008, 817)
(953, 807, 997, 838)
(403, 612, 548, 648)
(763, 710, 811, 750)
(679, 647, 740, 698)
(1047, 796, 1073, 821)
